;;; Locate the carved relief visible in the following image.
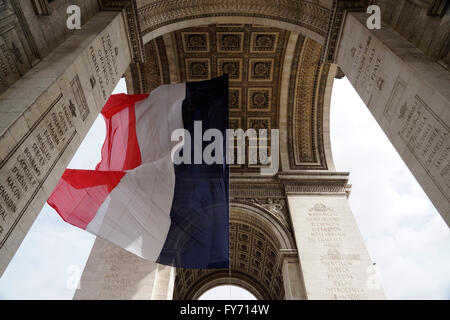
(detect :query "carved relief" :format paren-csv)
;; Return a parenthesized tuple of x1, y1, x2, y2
(70, 75, 89, 121)
(248, 58, 274, 81)
(185, 58, 210, 81)
(182, 32, 209, 52)
(249, 198, 287, 221)
(287, 37, 329, 169)
(217, 32, 243, 52)
(229, 88, 242, 110)
(164, 25, 289, 172)
(250, 32, 278, 53)
(217, 58, 242, 81)
(384, 76, 407, 122)
(138, 0, 331, 39)
(248, 88, 272, 111)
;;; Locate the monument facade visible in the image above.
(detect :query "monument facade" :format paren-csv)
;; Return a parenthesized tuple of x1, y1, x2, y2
(0, 0, 448, 299)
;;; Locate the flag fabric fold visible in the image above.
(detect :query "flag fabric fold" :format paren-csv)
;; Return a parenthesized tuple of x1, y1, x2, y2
(47, 76, 229, 269)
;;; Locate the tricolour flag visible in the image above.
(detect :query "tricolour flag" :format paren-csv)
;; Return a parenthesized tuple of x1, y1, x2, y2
(48, 76, 229, 269)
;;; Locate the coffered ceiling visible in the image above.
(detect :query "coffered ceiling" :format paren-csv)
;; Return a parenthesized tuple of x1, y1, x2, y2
(128, 23, 333, 173)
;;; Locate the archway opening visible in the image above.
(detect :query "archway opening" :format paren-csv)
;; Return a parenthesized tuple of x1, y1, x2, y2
(198, 285, 257, 300)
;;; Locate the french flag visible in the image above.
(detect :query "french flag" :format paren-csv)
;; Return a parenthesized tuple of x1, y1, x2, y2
(48, 76, 229, 269)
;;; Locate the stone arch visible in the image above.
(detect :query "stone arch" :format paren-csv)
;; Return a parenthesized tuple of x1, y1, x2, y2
(173, 203, 297, 300)
(137, 0, 333, 45)
(129, 23, 339, 173)
(189, 272, 267, 300)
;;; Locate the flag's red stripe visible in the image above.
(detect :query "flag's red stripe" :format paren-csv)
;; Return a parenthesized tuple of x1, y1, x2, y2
(47, 169, 126, 230)
(124, 103, 140, 170)
(96, 93, 149, 171)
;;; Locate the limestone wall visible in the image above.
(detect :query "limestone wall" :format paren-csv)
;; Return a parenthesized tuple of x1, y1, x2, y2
(337, 12, 450, 226)
(0, 11, 131, 277)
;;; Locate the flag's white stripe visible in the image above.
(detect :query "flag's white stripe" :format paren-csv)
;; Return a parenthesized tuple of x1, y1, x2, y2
(86, 84, 186, 261)
(135, 83, 185, 164)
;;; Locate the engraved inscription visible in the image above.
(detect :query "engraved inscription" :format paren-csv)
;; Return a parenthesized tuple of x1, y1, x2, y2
(307, 203, 366, 299)
(70, 75, 90, 121)
(88, 32, 119, 101)
(0, 27, 32, 94)
(351, 36, 383, 97)
(399, 95, 450, 198)
(0, 94, 77, 246)
(384, 76, 407, 122)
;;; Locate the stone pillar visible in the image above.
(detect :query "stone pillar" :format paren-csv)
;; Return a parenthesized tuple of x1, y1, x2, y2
(75, 237, 175, 300)
(284, 178, 385, 299)
(280, 249, 307, 300)
(74, 237, 161, 300)
(336, 12, 450, 226)
(0, 11, 132, 277)
(151, 264, 175, 300)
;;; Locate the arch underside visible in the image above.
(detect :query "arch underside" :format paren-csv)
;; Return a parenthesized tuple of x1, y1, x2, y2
(128, 22, 337, 172)
(136, 0, 334, 44)
(174, 205, 295, 300)
(128, 2, 345, 299)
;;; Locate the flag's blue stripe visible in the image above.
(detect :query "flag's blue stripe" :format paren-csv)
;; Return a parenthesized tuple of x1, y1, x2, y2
(157, 75, 229, 269)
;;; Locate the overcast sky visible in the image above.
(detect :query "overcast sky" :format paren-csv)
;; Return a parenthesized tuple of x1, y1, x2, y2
(0, 77, 448, 300)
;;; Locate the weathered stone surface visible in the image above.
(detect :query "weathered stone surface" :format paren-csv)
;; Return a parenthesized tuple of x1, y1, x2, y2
(337, 12, 450, 226)
(287, 194, 385, 300)
(0, 11, 131, 277)
(5, 1, 448, 300)
(73, 237, 171, 300)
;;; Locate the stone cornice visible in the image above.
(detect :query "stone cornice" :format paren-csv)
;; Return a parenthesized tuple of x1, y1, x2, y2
(321, 0, 367, 63)
(138, 0, 331, 40)
(279, 172, 350, 194)
(99, 0, 145, 63)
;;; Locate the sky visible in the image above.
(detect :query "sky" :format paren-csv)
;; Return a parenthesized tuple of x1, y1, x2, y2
(0, 77, 449, 300)
(199, 285, 256, 300)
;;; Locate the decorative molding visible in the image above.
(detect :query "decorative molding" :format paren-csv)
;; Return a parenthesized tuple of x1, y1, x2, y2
(233, 197, 287, 223)
(335, 66, 345, 78)
(174, 218, 286, 300)
(30, 0, 50, 15)
(99, 0, 145, 63)
(10, 0, 40, 63)
(155, 36, 170, 84)
(321, 0, 366, 63)
(230, 182, 285, 198)
(158, 24, 289, 173)
(314, 62, 333, 169)
(232, 197, 295, 243)
(282, 181, 348, 194)
(138, 0, 331, 39)
(287, 37, 330, 170)
(279, 248, 298, 259)
(279, 171, 350, 194)
(129, 62, 146, 93)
